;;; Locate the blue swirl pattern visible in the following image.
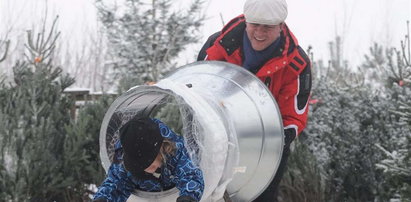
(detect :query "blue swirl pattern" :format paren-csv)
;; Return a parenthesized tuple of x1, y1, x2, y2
(94, 119, 204, 202)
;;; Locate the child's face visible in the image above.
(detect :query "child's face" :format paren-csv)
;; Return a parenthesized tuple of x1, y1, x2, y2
(144, 153, 162, 173)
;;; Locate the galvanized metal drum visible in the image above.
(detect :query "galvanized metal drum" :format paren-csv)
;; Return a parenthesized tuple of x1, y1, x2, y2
(99, 61, 284, 202)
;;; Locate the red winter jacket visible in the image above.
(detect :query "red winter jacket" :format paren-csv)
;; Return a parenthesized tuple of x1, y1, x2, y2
(197, 15, 311, 138)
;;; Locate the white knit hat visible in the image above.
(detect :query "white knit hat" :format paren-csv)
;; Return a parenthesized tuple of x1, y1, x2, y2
(244, 0, 288, 25)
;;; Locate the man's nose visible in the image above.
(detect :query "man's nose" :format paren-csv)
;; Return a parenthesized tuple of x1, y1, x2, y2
(255, 25, 266, 33)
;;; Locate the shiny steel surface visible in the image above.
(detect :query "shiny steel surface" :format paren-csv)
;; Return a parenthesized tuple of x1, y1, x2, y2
(99, 61, 284, 201)
(160, 61, 284, 201)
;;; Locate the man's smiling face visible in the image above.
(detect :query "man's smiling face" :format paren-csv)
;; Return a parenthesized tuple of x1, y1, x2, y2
(245, 23, 282, 51)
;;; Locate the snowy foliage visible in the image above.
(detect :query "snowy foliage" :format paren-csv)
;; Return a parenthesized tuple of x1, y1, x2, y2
(281, 29, 411, 201)
(96, 0, 204, 91)
(314, 79, 401, 200)
(362, 22, 411, 200)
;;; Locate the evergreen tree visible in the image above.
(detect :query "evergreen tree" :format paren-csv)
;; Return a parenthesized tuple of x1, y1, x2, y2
(0, 17, 72, 201)
(278, 137, 325, 202)
(67, 95, 114, 186)
(371, 21, 411, 200)
(96, 0, 204, 91)
(282, 34, 410, 201)
(0, 34, 11, 201)
(0, 17, 102, 201)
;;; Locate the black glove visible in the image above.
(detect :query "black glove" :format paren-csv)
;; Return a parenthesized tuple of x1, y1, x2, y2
(176, 195, 197, 202)
(93, 198, 108, 202)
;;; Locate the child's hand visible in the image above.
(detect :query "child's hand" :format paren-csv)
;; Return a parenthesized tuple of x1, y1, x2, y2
(93, 198, 108, 202)
(176, 195, 197, 202)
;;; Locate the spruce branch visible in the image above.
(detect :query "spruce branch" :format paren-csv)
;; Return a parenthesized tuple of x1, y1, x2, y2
(0, 39, 10, 63)
(25, 16, 60, 66)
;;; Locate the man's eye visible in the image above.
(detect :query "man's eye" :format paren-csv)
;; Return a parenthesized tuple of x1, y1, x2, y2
(264, 26, 276, 29)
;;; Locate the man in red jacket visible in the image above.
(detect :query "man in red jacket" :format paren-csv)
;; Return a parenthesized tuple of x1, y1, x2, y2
(197, 0, 312, 201)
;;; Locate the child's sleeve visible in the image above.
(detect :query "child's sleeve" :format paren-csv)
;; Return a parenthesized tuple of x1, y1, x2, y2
(93, 163, 136, 202)
(175, 144, 205, 201)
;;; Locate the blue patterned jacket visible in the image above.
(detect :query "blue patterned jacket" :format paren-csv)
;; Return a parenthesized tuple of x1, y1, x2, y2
(94, 119, 204, 202)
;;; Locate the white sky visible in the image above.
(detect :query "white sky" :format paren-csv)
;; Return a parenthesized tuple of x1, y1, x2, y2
(1, 0, 410, 69)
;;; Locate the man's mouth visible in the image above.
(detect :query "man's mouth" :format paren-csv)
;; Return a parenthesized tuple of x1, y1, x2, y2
(254, 36, 265, 41)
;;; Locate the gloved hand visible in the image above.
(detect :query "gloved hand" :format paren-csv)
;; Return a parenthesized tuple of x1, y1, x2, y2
(93, 198, 108, 202)
(176, 195, 197, 202)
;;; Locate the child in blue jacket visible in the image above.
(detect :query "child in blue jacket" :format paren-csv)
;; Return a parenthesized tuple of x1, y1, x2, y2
(93, 117, 204, 202)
